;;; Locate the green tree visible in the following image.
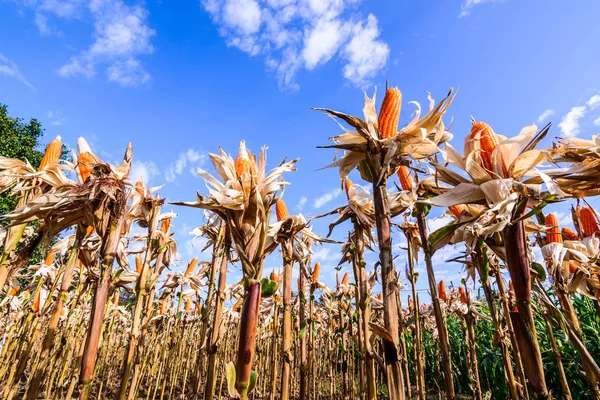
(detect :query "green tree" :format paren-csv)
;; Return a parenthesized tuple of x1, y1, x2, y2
(0, 104, 45, 220)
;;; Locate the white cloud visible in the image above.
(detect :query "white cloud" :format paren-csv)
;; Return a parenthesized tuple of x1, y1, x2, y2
(587, 94, 600, 110)
(58, 0, 155, 87)
(459, 0, 500, 18)
(342, 14, 389, 87)
(0, 53, 36, 91)
(594, 117, 600, 127)
(537, 109, 554, 123)
(165, 149, 207, 183)
(427, 215, 454, 233)
(130, 160, 160, 185)
(558, 106, 586, 137)
(47, 110, 65, 126)
(302, 18, 348, 69)
(313, 188, 342, 209)
(296, 196, 307, 210)
(201, 0, 389, 89)
(223, 0, 262, 34)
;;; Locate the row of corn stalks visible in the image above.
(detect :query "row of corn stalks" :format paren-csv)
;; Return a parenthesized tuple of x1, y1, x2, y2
(1, 83, 600, 399)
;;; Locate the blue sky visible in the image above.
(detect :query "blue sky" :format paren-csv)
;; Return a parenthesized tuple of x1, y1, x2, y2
(2, 0, 600, 303)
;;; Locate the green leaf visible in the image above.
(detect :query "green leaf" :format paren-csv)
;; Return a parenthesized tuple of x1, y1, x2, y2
(260, 278, 278, 298)
(225, 362, 237, 397)
(428, 223, 459, 250)
(248, 370, 258, 394)
(513, 195, 557, 223)
(531, 262, 546, 282)
(477, 240, 489, 284)
(299, 322, 307, 339)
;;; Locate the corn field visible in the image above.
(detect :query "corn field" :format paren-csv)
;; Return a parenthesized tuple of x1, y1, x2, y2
(2, 85, 600, 400)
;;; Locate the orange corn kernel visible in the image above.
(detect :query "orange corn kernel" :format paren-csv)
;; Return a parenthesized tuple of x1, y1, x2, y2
(438, 280, 447, 302)
(135, 254, 143, 274)
(344, 179, 353, 197)
(235, 141, 253, 177)
(580, 207, 599, 238)
(341, 272, 349, 286)
(448, 205, 463, 218)
(232, 298, 243, 312)
(459, 286, 467, 304)
(470, 121, 508, 178)
(545, 213, 562, 244)
(275, 199, 288, 221)
(378, 87, 401, 139)
(184, 257, 198, 277)
(562, 227, 579, 241)
(312, 262, 321, 281)
(38, 136, 62, 171)
(397, 166, 413, 191)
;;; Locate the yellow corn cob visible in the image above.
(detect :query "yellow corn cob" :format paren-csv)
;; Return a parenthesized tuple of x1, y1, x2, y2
(7, 286, 18, 297)
(397, 166, 413, 191)
(312, 262, 321, 281)
(561, 227, 579, 241)
(470, 121, 508, 178)
(160, 298, 169, 314)
(135, 181, 145, 195)
(234, 140, 253, 177)
(377, 293, 382, 301)
(275, 199, 288, 221)
(196, 303, 203, 313)
(77, 152, 100, 182)
(378, 87, 401, 139)
(344, 179, 353, 197)
(232, 298, 243, 312)
(545, 213, 562, 244)
(135, 254, 143, 274)
(86, 225, 95, 236)
(113, 292, 119, 305)
(44, 250, 56, 266)
(341, 272, 349, 286)
(448, 205, 463, 218)
(184, 257, 198, 277)
(184, 298, 192, 311)
(161, 218, 171, 234)
(580, 207, 599, 238)
(38, 136, 62, 171)
(270, 271, 278, 282)
(459, 286, 467, 304)
(438, 280, 447, 302)
(569, 262, 578, 274)
(32, 289, 41, 314)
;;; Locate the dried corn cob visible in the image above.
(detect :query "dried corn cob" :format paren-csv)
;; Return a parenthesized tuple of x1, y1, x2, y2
(184, 257, 198, 277)
(276, 199, 288, 221)
(135, 254, 143, 274)
(235, 140, 253, 177)
(378, 87, 401, 139)
(561, 227, 579, 241)
(470, 121, 508, 178)
(38, 136, 62, 171)
(459, 286, 467, 304)
(397, 166, 413, 191)
(438, 280, 447, 302)
(312, 262, 321, 281)
(580, 207, 599, 238)
(545, 213, 562, 244)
